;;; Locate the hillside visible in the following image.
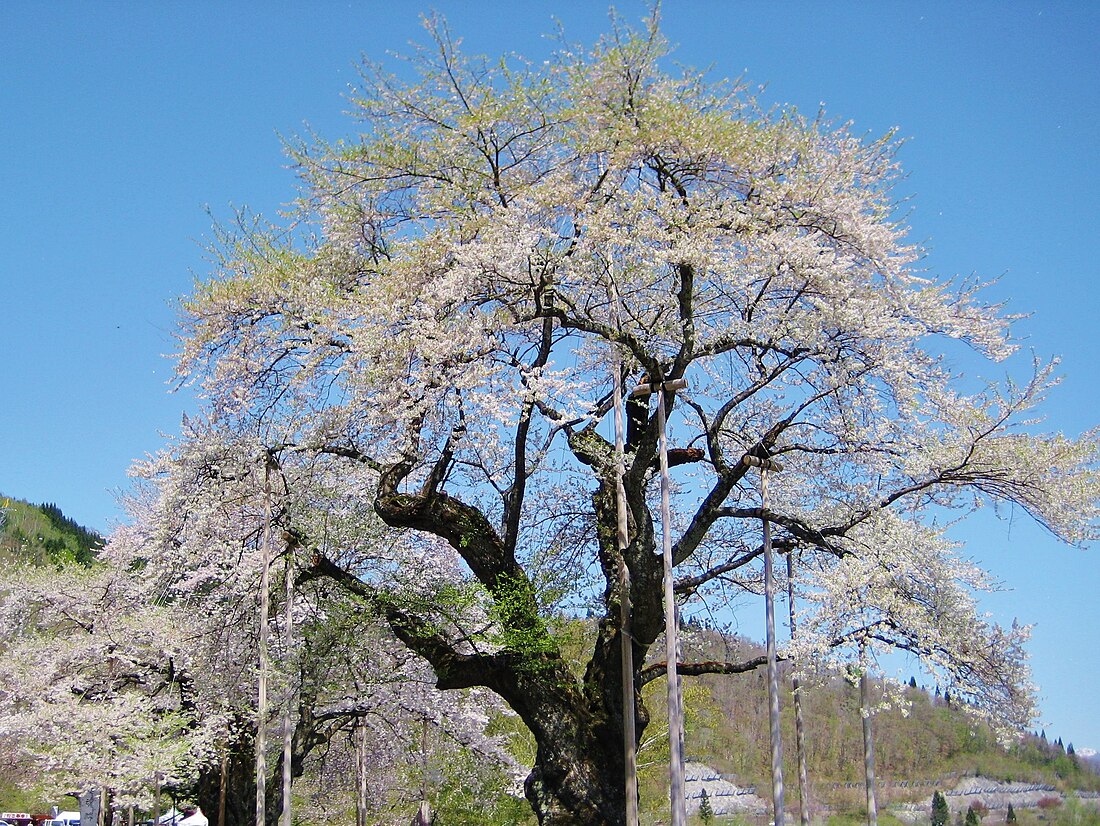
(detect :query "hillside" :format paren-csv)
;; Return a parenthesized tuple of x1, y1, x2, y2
(630, 623, 1100, 820)
(0, 496, 102, 565)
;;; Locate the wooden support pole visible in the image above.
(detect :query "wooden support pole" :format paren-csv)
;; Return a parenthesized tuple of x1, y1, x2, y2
(632, 377, 688, 826)
(762, 466, 786, 826)
(787, 553, 811, 826)
(256, 460, 273, 826)
(611, 344, 640, 826)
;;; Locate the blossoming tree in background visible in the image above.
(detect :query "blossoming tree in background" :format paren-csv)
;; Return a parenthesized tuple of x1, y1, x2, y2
(0, 560, 219, 810)
(111, 423, 524, 821)
(0, 422, 522, 823)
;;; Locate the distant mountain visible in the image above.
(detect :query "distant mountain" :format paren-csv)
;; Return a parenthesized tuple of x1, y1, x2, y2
(0, 496, 102, 565)
(1077, 749, 1100, 775)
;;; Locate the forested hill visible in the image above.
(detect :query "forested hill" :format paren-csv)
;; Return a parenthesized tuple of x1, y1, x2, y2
(650, 624, 1100, 808)
(0, 496, 102, 565)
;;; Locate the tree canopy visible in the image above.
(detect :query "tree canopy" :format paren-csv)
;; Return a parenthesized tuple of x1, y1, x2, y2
(140, 12, 1100, 825)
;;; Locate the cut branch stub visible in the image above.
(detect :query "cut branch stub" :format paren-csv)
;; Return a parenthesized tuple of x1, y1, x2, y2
(742, 454, 784, 473)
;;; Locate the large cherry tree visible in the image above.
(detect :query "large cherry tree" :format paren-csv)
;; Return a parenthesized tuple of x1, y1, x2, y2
(171, 15, 1099, 825)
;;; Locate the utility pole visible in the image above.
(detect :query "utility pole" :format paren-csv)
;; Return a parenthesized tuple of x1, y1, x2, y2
(743, 454, 785, 826)
(633, 377, 688, 826)
(416, 718, 433, 826)
(356, 722, 370, 826)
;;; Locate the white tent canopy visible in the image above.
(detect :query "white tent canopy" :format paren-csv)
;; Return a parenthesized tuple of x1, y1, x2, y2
(177, 809, 208, 826)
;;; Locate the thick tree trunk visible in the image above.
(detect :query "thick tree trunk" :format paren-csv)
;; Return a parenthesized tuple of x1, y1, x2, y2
(524, 720, 630, 825)
(470, 627, 643, 825)
(191, 702, 327, 826)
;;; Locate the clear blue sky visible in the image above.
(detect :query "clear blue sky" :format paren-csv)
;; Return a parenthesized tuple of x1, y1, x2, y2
(3, 1, 1098, 753)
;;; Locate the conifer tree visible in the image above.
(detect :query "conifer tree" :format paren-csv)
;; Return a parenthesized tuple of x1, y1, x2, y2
(966, 805, 981, 826)
(699, 789, 714, 825)
(932, 791, 950, 826)
(1006, 803, 1016, 824)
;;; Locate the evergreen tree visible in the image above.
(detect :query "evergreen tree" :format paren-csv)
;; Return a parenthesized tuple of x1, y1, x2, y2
(699, 788, 714, 825)
(1006, 803, 1016, 824)
(966, 805, 981, 826)
(932, 791, 950, 826)
(910, 676, 918, 689)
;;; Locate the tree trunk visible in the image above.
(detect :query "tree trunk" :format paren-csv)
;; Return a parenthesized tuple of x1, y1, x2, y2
(524, 721, 630, 825)
(350, 414, 673, 825)
(218, 746, 228, 826)
(214, 493, 660, 826)
(193, 734, 256, 826)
